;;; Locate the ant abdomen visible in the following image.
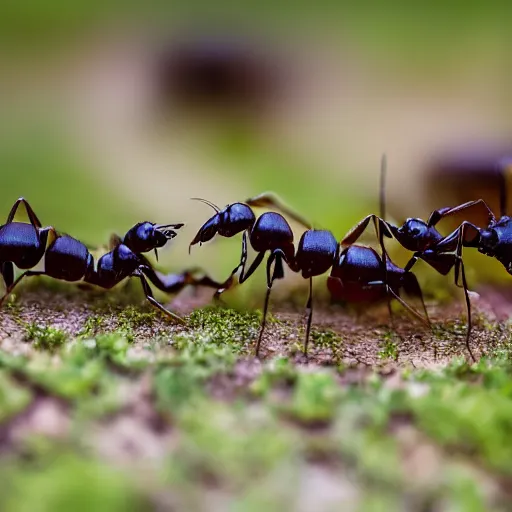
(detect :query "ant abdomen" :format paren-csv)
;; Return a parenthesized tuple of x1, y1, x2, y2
(45, 235, 90, 281)
(295, 230, 338, 278)
(0, 223, 41, 268)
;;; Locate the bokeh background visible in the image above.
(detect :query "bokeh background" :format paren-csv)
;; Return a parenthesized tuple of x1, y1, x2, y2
(1, 2, 511, 298)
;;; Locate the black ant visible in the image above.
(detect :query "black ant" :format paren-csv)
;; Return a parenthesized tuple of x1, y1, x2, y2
(190, 195, 308, 356)
(191, 193, 429, 357)
(340, 155, 499, 362)
(0, 198, 223, 323)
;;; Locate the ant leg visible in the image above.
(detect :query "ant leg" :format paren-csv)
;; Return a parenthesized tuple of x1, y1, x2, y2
(214, 232, 265, 300)
(109, 233, 123, 250)
(303, 276, 313, 357)
(6, 198, 43, 227)
(381, 285, 431, 328)
(255, 285, 272, 357)
(1, 262, 14, 289)
(0, 270, 46, 306)
(457, 258, 476, 363)
(342, 215, 392, 245)
(453, 227, 476, 363)
(379, 153, 387, 220)
(142, 266, 227, 294)
(255, 250, 284, 357)
(245, 193, 312, 229)
(427, 199, 496, 228)
(135, 272, 186, 325)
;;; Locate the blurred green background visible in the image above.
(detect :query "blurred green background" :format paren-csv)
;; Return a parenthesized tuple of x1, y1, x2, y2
(0, 1, 511, 289)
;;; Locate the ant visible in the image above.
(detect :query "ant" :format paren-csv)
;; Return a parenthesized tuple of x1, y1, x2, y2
(191, 192, 429, 357)
(190, 195, 307, 356)
(340, 155, 500, 362)
(0, 198, 223, 323)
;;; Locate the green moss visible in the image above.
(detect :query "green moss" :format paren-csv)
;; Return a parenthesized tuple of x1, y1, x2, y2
(23, 322, 68, 353)
(405, 357, 512, 475)
(250, 357, 297, 396)
(172, 400, 298, 489)
(0, 371, 32, 421)
(0, 451, 149, 512)
(79, 316, 105, 338)
(70, 332, 148, 371)
(281, 371, 342, 426)
(117, 306, 156, 330)
(378, 331, 399, 362)
(185, 307, 261, 351)
(311, 328, 342, 348)
(24, 354, 105, 400)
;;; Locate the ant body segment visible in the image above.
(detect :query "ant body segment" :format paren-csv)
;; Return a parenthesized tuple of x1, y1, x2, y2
(0, 198, 57, 290)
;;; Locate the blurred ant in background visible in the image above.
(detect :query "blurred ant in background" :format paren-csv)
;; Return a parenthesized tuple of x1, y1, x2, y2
(154, 33, 282, 115)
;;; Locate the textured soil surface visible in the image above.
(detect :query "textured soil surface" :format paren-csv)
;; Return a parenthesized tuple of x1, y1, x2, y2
(0, 283, 511, 511)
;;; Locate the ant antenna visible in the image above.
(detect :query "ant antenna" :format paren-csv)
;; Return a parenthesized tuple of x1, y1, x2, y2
(498, 157, 510, 217)
(191, 198, 220, 213)
(156, 223, 184, 230)
(380, 153, 387, 220)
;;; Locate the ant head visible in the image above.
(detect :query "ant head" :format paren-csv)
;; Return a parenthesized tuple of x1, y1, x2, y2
(394, 218, 438, 251)
(123, 222, 183, 255)
(398, 218, 429, 238)
(189, 199, 255, 250)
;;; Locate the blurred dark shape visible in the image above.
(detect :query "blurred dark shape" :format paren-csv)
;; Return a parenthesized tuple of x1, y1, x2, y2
(154, 34, 282, 114)
(425, 147, 512, 227)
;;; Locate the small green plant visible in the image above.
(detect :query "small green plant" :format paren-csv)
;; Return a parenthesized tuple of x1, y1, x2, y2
(117, 305, 155, 330)
(185, 307, 261, 351)
(251, 357, 297, 396)
(378, 331, 399, 362)
(311, 328, 342, 349)
(23, 322, 67, 352)
(283, 371, 342, 425)
(79, 315, 105, 337)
